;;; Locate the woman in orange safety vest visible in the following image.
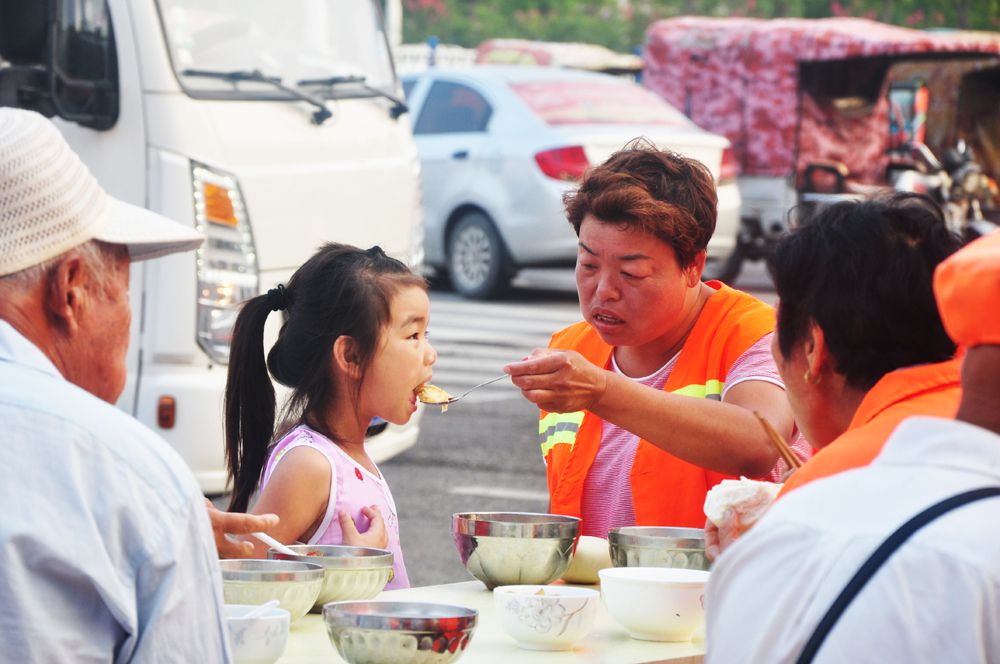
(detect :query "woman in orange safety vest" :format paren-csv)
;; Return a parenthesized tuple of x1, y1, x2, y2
(504, 141, 807, 534)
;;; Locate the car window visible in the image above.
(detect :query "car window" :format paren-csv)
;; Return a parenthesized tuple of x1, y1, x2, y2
(413, 81, 493, 134)
(510, 80, 695, 127)
(402, 79, 417, 100)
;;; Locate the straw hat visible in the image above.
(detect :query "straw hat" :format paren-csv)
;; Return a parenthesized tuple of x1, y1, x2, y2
(0, 108, 203, 277)
(933, 232, 1000, 348)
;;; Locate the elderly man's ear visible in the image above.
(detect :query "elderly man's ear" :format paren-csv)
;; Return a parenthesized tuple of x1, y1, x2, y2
(45, 253, 91, 335)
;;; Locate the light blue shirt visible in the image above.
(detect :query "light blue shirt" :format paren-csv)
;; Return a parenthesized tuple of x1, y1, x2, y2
(0, 321, 231, 663)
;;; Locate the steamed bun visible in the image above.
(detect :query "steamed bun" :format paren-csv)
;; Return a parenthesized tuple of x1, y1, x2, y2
(703, 477, 781, 528)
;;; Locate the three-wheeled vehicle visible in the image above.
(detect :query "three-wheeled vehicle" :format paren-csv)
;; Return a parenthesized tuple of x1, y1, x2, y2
(644, 17, 1000, 280)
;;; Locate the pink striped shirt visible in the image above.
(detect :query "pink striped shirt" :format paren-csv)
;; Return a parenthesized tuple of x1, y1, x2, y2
(579, 333, 811, 538)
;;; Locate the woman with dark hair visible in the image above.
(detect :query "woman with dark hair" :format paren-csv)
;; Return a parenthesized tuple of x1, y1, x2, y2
(705, 193, 963, 560)
(770, 193, 962, 497)
(506, 142, 809, 535)
(224, 243, 435, 588)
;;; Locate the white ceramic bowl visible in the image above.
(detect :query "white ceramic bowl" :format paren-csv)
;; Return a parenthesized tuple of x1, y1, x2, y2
(225, 604, 291, 664)
(599, 567, 709, 642)
(493, 585, 599, 651)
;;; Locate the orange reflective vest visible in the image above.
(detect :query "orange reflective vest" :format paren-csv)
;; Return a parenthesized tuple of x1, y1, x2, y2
(778, 357, 961, 497)
(540, 283, 776, 529)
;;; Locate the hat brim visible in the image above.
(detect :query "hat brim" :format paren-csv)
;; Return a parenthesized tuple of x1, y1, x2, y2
(94, 197, 204, 262)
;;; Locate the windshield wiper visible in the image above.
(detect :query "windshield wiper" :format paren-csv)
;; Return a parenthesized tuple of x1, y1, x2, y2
(182, 69, 332, 125)
(297, 75, 408, 120)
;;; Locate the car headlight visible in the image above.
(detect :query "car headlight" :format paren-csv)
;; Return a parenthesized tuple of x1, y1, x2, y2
(191, 162, 259, 365)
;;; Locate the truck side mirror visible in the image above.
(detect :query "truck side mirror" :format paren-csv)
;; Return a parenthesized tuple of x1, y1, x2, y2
(0, 0, 56, 116)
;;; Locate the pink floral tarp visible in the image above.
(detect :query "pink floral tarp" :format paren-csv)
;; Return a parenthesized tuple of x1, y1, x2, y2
(643, 17, 1000, 183)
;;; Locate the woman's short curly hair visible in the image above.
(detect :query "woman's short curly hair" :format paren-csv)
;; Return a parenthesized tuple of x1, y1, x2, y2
(563, 138, 718, 268)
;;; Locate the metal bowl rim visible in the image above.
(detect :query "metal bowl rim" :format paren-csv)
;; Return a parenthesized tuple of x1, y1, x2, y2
(219, 559, 325, 582)
(607, 526, 706, 548)
(323, 600, 478, 632)
(452, 511, 580, 538)
(268, 544, 393, 569)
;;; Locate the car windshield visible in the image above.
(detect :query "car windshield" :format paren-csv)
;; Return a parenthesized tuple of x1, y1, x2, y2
(510, 80, 695, 127)
(155, 0, 396, 98)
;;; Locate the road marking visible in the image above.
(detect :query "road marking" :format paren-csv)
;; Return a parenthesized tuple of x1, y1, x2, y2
(448, 485, 549, 502)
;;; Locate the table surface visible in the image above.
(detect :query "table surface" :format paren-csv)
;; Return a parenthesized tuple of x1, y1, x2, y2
(276, 580, 705, 664)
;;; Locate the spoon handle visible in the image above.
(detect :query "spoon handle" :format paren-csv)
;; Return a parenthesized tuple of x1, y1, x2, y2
(252, 531, 299, 557)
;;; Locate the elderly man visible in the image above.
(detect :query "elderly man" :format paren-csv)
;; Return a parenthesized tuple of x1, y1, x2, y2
(0, 108, 264, 661)
(705, 230, 1000, 663)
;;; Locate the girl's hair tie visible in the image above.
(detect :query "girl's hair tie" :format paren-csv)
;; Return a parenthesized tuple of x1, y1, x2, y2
(266, 284, 288, 312)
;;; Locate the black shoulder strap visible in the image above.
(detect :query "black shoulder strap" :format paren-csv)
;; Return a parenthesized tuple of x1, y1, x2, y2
(797, 487, 1000, 664)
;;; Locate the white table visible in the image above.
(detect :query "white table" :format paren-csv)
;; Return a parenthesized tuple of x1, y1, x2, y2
(277, 580, 705, 663)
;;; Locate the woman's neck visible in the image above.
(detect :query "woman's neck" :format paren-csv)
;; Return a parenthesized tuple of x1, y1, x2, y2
(614, 282, 714, 377)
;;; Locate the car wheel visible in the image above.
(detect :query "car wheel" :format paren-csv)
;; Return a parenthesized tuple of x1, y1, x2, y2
(447, 211, 511, 299)
(701, 244, 744, 285)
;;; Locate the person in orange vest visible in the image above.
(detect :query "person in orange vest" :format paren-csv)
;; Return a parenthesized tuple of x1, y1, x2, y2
(704, 205, 1000, 664)
(705, 193, 962, 560)
(504, 141, 808, 535)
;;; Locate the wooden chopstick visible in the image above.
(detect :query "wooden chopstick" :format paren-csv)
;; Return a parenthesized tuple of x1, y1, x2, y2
(753, 410, 803, 470)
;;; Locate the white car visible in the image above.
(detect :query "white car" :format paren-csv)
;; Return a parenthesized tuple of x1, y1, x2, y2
(402, 65, 742, 298)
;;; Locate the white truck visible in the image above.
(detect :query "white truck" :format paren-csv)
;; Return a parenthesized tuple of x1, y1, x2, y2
(0, 0, 424, 493)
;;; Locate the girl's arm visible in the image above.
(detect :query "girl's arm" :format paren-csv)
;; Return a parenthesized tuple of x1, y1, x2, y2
(244, 446, 331, 557)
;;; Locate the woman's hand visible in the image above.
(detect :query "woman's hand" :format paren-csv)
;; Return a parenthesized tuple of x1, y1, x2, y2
(340, 505, 389, 549)
(704, 508, 748, 562)
(505, 348, 608, 412)
(204, 498, 279, 559)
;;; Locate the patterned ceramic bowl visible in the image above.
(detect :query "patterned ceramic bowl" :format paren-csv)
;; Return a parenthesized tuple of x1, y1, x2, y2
(323, 600, 478, 664)
(225, 604, 290, 664)
(493, 585, 599, 651)
(608, 527, 708, 571)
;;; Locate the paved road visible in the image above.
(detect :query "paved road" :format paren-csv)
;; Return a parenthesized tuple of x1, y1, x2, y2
(385, 262, 775, 586)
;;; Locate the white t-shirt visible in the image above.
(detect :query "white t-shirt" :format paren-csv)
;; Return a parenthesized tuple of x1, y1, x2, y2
(706, 416, 1000, 664)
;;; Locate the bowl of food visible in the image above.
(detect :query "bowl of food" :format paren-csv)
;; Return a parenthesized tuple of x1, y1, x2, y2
(224, 604, 291, 664)
(323, 600, 477, 664)
(599, 567, 710, 642)
(268, 544, 393, 610)
(219, 559, 324, 622)
(607, 526, 708, 571)
(493, 585, 599, 651)
(452, 512, 580, 589)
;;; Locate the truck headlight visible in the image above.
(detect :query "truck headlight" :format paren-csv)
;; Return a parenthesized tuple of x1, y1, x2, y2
(191, 163, 259, 365)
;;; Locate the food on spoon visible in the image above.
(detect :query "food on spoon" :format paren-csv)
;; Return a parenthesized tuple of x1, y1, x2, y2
(703, 477, 781, 528)
(416, 383, 452, 412)
(534, 588, 546, 596)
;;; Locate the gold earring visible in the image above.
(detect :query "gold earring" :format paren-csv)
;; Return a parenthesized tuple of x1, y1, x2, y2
(804, 370, 820, 385)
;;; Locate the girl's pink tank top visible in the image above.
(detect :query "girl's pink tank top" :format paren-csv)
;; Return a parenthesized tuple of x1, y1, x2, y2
(261, 424, 409, 589)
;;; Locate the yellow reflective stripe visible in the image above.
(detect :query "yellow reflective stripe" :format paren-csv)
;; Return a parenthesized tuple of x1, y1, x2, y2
(540, 430, 580, 457)
(671, 379, 724, 399)
(539, 411, 585, 457)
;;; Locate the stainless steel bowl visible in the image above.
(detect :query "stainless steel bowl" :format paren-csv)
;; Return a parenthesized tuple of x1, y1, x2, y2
(323, 600, 477, 664)
(219, 559, 324, 622)
(607, 526, 708, 571)
(452, 512, 580, 589)
(268, 545, 394, 610)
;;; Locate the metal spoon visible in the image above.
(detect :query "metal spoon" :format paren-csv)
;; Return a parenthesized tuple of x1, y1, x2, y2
(421, 374, 510, 406)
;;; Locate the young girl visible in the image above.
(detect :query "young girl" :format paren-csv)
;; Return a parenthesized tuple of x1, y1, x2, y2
(224, 243, 435, 589)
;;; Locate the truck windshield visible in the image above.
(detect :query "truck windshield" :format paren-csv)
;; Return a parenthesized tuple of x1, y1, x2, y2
(156, 0, 396, 98)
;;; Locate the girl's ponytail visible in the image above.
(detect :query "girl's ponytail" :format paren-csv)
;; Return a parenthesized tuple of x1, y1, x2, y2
(224, 292, 280, 513)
